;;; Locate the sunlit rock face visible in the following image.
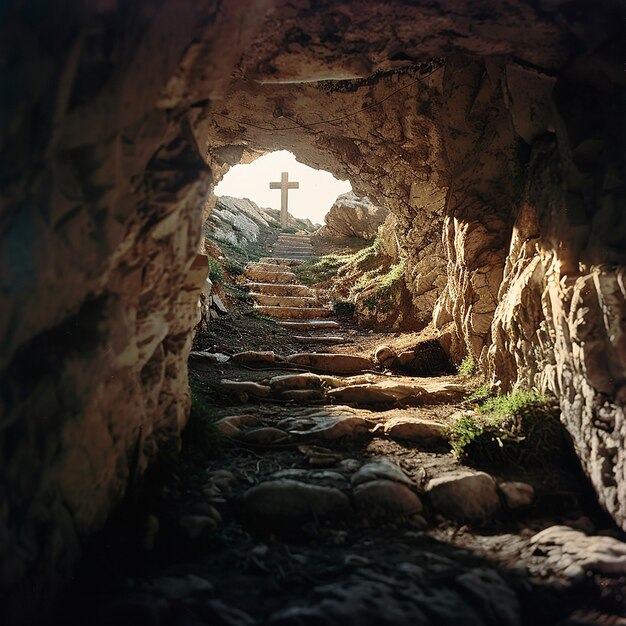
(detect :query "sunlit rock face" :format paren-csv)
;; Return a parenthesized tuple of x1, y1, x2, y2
(0, 0, 624, 594)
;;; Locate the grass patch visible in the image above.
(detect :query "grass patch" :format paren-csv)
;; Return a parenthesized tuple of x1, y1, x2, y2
(295, 239, 381, 286)
(224, 283, 252, 302)
(465, 383, 493, 405)
(458, 355, 476, 376)
(446, 389, 563, 471)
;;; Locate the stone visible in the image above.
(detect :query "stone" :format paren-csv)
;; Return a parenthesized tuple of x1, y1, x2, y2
(373, 345, 396, 365)
(285, 353, 374, 374)
(242, 480, 351, 520)
(212, 293, 228, 314)
(279, 389, 325, 402)
(179, 515, 218, 539)
(241, 427, 290, 445)
(318, 191, 388, 240)
(215, 414, 258, 437)
(232, 351, 277, 365)
(498, 481, 535, 509)
(382, 416, 446, 445)
(427, 471, 500, 522)
(277, 407, 374, 440)
(351, 458, 414, 487)
(269, 373, 323, 392)
(353, 480, 424, 518)
(220, 380, 272, 398)
(528, 525, 626, 584)
(189, 351, 230, 364)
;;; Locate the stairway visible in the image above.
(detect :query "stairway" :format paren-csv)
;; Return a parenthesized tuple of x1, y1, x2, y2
(270, 232, 315, 260)
(245, 248, 345, 345)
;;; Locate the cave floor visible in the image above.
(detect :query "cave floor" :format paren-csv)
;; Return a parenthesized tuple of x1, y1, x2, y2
(53, 299, 625, 626)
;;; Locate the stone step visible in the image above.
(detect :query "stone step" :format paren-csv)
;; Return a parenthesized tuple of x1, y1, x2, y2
(251, 293, 319, 308)
(276, 234, 312, 240)
(245, 282, 314, 297)
(254, 305, 332, 319)
(245, 269, 297, 283)
(277, 320, 341, 330)
(294, 335, 345, 344)
(246, 262, 292, 273)
(259, 257, 306, 266)
(272, 248, 315, 256)
(274, 241, 313, 250)
(271, 255, 315, 260)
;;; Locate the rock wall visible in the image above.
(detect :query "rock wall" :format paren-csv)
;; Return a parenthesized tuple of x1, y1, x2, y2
(1, 0, 625, 599)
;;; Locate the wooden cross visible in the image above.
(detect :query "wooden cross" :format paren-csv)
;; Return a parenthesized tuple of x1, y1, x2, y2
(269, 171, 299, 227)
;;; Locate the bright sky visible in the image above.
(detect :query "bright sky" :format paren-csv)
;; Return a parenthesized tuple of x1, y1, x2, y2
(214, 150, 351, 224)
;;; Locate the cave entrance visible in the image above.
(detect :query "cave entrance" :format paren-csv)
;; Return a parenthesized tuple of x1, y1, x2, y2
(214, 150, 351, 228)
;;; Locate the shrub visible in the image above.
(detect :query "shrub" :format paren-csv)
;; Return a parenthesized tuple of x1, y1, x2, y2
(446, 389, 563, 470)
(458, 355, 476, 376)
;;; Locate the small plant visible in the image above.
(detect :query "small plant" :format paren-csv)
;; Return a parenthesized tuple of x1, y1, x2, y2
(332, 299, 355, 317)
(224, 283, 252, 301)
(447, 415, 485, 459)
(281, 226, 298, 234)
(465, 383, 493, 405)
(479, 389, 546, 418)
(207, 257, 224, 284)
(458, 355, 476, 376)
(446, 389, 562, 470)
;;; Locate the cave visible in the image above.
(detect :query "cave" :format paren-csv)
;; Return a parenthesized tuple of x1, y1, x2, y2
(1, 0, 625, 623)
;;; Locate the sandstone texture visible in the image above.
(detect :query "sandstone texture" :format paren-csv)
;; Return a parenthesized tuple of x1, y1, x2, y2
(1, 0, 625, 597)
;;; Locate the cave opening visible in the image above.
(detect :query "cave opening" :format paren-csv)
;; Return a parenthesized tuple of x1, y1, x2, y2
(213, 149, 352, 227)
(2, 1, 625, 624)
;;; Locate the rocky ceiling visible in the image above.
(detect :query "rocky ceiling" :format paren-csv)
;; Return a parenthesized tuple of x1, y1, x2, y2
(0, 0, 624, 596)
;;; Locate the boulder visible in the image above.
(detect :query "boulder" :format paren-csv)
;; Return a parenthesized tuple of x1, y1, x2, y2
(286, 353, 374, 374)
(321, 192, 388, 240)
(242, 480, 351, 520)
(498, 481, 535, 509)
(383, 417, 446, 445)
(351, 458, 414, 487)
(427, 471, 500, 522)
(353, 480, 423, 518)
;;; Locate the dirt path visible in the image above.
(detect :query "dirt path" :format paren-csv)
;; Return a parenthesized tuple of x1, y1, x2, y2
(49, 252, 626, 626)
(52, 331, 625, 625)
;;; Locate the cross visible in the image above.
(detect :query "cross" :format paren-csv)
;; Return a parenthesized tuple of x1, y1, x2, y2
(269, 171, 299, 227)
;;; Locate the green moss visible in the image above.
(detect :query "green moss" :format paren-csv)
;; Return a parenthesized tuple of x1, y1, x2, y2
(446, 389, 562, 470)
